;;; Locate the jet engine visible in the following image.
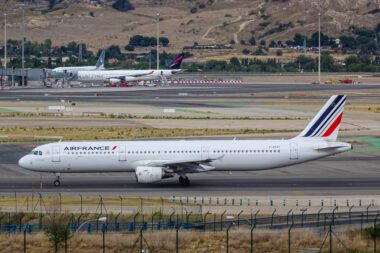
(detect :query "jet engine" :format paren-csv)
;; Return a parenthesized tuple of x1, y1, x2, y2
(108, 78, 121, 83)
(135, 166, 173, 183)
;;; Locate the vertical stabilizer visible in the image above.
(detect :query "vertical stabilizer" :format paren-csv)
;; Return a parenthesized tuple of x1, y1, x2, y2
(96, 50, 106, 69)
(296, 95, 346, 140)
(167, 53, 185, 69)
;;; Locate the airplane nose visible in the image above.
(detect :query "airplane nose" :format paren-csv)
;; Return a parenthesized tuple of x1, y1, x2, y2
(18, 156, 30, 169)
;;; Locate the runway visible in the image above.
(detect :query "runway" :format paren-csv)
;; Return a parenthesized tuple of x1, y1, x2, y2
(0, 141, 379, 196)
(1, 83, 379, 106)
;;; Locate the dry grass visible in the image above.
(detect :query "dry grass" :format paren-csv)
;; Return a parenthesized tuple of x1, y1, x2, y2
(0, 228, 373, 253)
(0, 127, 297, 142)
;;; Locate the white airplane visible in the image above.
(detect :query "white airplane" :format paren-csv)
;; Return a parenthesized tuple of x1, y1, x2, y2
(73, 53, 184, 85)
(50, 50, 106, 78)
(18, 95, 352, 187)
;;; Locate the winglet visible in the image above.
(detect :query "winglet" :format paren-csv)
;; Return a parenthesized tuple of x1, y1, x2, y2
(296, 95, 347, 141)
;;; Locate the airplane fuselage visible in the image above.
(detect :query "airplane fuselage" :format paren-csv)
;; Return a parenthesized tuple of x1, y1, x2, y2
(18, 139, 351, 173)
(76, 69, 178, 82)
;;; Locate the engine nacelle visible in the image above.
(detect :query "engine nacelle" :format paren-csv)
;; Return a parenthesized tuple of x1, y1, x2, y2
(135, 166, 173, 183)
(108, 78, 121, 83)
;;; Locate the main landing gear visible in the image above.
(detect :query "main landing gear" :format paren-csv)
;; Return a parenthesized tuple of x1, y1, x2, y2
(54, 173, 61, 187)
(179, 176, 190, 186)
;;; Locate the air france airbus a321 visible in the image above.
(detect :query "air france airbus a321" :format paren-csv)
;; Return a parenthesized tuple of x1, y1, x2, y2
(18, 95, 352, 187)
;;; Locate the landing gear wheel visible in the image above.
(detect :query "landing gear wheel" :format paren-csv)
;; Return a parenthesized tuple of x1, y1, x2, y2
(53, 180, 61, 187)
(179, 176, 190, 187)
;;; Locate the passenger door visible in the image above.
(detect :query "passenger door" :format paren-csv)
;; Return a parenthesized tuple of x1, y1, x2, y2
(118, 145, 127, 161)
(52, 145, 61, 162)
(289, 143, 298, 160)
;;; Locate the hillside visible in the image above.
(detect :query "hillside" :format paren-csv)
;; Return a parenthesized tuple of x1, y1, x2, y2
(1, 0, 380, 56)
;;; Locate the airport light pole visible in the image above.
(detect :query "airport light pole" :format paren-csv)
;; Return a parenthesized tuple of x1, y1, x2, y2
(156, 12, 160, 71)
(21, 1, 25, 86)
(318, 12, 321, 84)
(4, 13, 7, 69)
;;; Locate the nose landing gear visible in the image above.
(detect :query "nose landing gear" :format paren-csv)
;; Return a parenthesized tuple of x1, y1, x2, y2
(53, 173, 61, 187)
(179, 176, 190, 186)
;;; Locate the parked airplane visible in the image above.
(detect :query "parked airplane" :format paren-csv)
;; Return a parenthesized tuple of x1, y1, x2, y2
(73, 53, 185, 85)
(50, 50, 106, 78)
(18, 95, 352, 187)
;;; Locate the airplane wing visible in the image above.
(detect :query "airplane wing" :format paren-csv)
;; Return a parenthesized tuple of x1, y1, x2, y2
(133, 156, 224, 174)
(129, 70, 154, 78)
(105, 71, 155, 81)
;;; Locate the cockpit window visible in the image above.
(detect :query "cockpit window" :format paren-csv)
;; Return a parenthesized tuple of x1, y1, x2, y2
(31, 150, 42, 155)
(39, 151, 42, 156)
(33, 151, 38, 155)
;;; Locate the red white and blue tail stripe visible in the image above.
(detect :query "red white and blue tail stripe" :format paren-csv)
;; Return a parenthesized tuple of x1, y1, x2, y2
(297, 95, 346, 140)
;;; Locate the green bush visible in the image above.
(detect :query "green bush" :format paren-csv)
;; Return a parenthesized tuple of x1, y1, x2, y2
(190, 7, 198, 13)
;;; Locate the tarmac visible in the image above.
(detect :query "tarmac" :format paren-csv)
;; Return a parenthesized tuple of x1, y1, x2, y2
(0, 82, 379, 201)
(0, 139, 378, 197)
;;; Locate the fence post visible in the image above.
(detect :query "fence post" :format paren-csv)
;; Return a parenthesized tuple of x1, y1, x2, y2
(374, 213, 379, 253)
(204, 211, 210, 231)
(317, 207, 323, 227)
(102, 223, 106, 253)
(254, 210, 260, 227)
(270, 209, 276, 228)
(160, 197, 165, 214)
(226, 223, 233, 253)
(139, 228, 143, 253)
(79, 194, 83, 215)
(169, 209, 175, 226)
(152, 212, 158, 232)
(288, 221, 294, 253)
(213, 214, 216, 232)
(186, 211, 192, 224)
(65, 222, 70, 253)
(23, 224, 28, 253)
(221, 211, 226, 231)
(332, 206, 338, 225)
(361, 212, 364, 235)
(329, 223, 332, 253)
(119, 196, 123, 215)
(176, 225, 179, 253)
(286, 209, 293, 226)
(237, 210, 243, 227)
(58, 193, 62, 214)
(301, 208, 307, 227)
(132, 212, 139, 232)
(368, 204, 372, 222)
(250, 219, 256, 253)
(349, 205, 354, 224)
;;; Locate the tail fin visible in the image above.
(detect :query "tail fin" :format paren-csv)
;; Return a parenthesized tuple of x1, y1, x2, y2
(296, 95, 346, 140)
(96, 50, 105, 69)
(167, 53, 185, 69)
